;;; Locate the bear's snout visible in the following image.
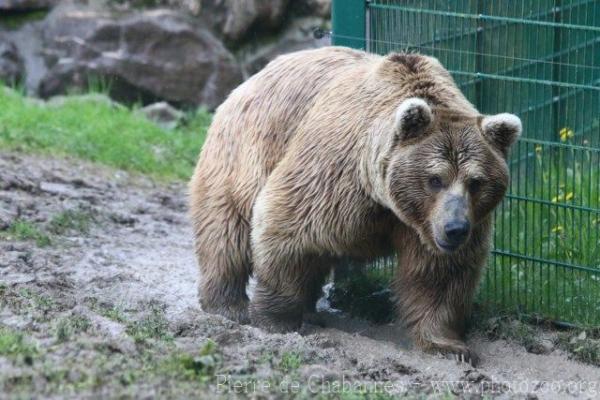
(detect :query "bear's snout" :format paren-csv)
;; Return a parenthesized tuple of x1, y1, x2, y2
(433, 193, 472, 253)
(443, 219, 470, 247)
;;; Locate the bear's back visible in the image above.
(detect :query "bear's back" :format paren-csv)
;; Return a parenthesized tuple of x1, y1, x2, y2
(202, 47, 375, 174)
(193, 47, 378, 216)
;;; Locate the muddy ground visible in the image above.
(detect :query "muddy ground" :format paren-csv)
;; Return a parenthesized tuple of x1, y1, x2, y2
(1, 150, 599, 399)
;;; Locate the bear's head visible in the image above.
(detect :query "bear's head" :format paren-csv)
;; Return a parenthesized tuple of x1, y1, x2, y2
(382, 98, 521, 254)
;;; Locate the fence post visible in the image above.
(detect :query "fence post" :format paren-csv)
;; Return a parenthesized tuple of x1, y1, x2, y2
(551, 0, 562, 143)
(332, 0, 367, 50)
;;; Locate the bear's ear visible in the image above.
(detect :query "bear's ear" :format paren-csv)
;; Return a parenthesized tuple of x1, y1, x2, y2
(394, 97, 433, 142)
(480, 113, 522, 157)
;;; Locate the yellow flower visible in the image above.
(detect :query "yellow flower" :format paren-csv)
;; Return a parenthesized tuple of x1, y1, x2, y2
(565, 192, 574, 201)
(552, 194, 564, 203)
(552, 225, 564, 233)
(559, 127, 575, 142)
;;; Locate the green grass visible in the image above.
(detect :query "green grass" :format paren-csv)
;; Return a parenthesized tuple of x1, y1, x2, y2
(163, 340, 222, 383)
(278, 351, 302, 373)
(0, 11, 48, 30)
(85, 298, 129, 324)
(54, 316, 91, 343)
(126, 305, 172, 343)
(17, 288, 56, 316)
(0, 286, 58, 321)
(0, 219, 51, 246)
(558, 331, 600, 366)
(0, 85, 210, 180)
(0, 327, 37, 361)
(48, 209, 95, 235)
(1, 209, 97, 246)
(100, 307, 127, 324)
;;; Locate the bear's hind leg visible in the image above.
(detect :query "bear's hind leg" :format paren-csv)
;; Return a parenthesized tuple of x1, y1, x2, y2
(194, 203, 252, 324)
(250, 253, 329, 333)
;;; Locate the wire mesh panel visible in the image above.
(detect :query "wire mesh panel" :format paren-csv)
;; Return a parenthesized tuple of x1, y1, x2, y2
(333, 0, 600, 326)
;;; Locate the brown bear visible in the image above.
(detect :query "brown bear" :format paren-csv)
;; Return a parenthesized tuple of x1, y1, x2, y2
(189, 46, 521, 364)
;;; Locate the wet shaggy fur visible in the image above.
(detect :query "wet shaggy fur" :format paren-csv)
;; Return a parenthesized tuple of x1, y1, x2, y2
(189, 47, 521, 364)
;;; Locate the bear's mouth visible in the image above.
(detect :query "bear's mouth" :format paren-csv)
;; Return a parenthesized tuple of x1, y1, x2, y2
(434, 238, 460, 253)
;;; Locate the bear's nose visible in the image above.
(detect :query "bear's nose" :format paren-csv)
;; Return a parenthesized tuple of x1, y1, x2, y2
(444, 220, 471, 245)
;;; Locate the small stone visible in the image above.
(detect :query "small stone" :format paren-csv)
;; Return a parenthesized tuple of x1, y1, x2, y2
(109, 213, 137, 226)
(140, 102, 184, 130)
(570, 331, 587, 344)
(526, 339, 554, 355)
(40, 182, 80, 198)
(0, 207, 18, 230)
(464, 369, 490, 383)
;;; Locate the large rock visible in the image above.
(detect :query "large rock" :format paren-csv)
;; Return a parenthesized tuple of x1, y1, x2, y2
(0, 0, 57, 11)
(107, 0, 202, 16)
(38, 7, 243, 109)
(240, 17, 330, 78)
(2, 20, 48, 96)
(0, 36, 24, 85)
(200, 0, 289, 43)
(293, 0, 331, 18)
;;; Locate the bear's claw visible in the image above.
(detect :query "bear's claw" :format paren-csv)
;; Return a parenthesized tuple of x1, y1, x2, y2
(447, 347, 480, 367)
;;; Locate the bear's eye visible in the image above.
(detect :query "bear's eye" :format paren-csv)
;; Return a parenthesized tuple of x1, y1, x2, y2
(428, 176, 444, 191)
(468, 178, 483, 194)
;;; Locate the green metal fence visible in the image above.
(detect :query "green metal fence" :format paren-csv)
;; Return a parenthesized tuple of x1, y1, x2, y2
(332, 0, 600, 326)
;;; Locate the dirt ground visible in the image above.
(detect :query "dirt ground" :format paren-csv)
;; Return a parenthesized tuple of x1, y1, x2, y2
(1, 150, 599, 399)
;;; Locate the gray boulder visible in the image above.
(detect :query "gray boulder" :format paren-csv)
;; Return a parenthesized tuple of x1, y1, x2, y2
(526, 338, 555, 355)
(140, 101, 184, 130)
(39, 7, 243, 109)
(200, 0, 289, 43)
(293, 0, 331, 18)
(98, 0, 290, 44)
(0, 37, 24, 85)
(103, 0, 202, 16)
(0, 0, 57, 10)
(240, 17, 330, 78)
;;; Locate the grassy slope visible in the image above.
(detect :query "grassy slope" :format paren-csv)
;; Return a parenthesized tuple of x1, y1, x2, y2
(0, 86, 210, 180)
